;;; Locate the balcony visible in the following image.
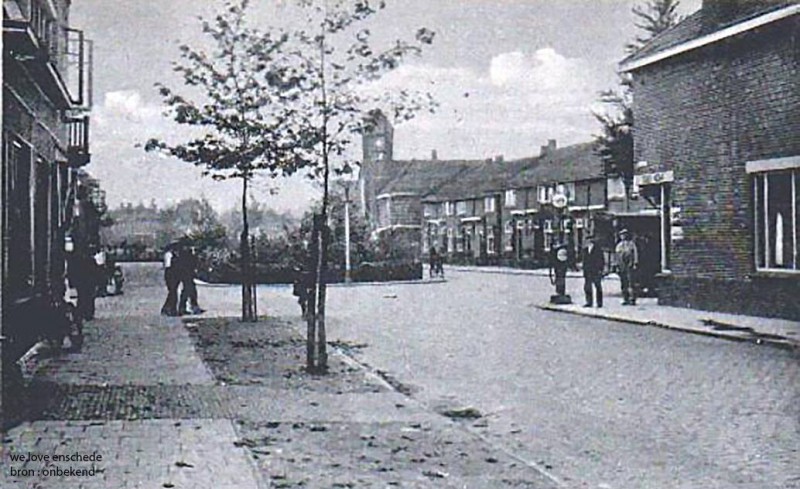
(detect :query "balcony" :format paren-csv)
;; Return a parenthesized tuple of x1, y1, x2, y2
(67, 116, 91, 167)
(4, 0, 92, 110)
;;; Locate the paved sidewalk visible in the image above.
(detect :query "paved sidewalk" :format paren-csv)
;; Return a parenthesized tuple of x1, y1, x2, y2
(539, 299, 800, 350)
(2, 264, 560, 488)
(448, 264, 799, 349)
(1, 290, 260, 489)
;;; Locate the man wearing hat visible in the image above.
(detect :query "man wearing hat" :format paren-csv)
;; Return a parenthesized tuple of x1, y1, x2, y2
(581, 234, 605, 307)
(615, 229, 639, 305)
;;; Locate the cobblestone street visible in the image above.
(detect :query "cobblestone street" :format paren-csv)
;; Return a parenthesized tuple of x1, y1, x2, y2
(1, 264, 559, 488)
(316, 268, 800, 489)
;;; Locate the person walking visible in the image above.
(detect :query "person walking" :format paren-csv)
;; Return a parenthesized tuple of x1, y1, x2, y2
(615, 229, 639, 305)
(69, 247, 98, 321)
(581, 234, 605, 308)
(160, 243, 180, 316)
(177, 243, 204, 315)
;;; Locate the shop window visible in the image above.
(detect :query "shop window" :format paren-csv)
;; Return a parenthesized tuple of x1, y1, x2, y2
(754, 169, 798, 271)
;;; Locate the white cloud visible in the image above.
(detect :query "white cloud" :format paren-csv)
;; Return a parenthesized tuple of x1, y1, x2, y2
(100, 90, 161, 122)
(369, 47, 604, 160)
(87, 89, 317, 215)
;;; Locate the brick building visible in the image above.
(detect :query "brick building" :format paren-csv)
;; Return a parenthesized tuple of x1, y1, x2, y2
(358, 111, 616, 268)
(359, 110, 482, 261)
(3, 0, 94, 416)
(502, 141, 609, 267)
(621, 0, 800, 319)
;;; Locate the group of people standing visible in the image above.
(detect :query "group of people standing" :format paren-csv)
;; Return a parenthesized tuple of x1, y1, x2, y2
(161, 240, 204, 317)
(581, 228, 639, 308)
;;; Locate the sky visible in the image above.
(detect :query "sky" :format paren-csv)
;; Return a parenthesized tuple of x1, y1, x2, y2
(70, 0, 701, 216)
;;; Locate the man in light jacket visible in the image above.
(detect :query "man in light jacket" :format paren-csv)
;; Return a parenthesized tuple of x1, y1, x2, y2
(615, 229, 638, 305)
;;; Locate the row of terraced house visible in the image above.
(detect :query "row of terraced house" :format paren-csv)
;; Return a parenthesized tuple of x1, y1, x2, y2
(358, 112, 651, 276)
(358, 0, 799, 321)
(2, 0, 97, 420)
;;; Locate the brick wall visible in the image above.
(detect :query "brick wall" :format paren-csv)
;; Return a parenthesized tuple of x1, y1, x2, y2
(631, 16, 799, 318)
(632, 18, 800, 281)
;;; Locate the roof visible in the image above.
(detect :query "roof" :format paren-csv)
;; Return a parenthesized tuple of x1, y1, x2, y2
(423, 157, 534, 202)
(372, 141, 603, 204)
(622, 1, 799, 71)
(373, 159, 480, 197)
(508, 141, 604, 189)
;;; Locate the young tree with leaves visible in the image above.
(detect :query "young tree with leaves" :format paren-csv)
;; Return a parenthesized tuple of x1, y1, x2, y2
(287, 0, 435, 372)
(595, 0, 682, 192)
(145, 0, 310, 321)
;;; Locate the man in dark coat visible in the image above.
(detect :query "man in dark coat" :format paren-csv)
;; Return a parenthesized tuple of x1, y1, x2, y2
(160, 243, 180, 316)
(68, 248, 98, 321)
(581, 234, 605, 308)
(177, 243, 204, 315)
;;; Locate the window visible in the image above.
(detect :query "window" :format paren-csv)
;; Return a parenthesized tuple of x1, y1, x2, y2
(484, 196, 495, 213)
(565, 182, 576, 202)
(444, 201, 454, 216)
(754, 169, 798, 271)
(487, 226, 497, 255)
(423, 203, 435, 218)
(537, 185, 550, 203)
(456, 200, 467, 216)
(456, 226, 464, 252)
(4, 137, 34, 298)
(505, 190, 517, 207)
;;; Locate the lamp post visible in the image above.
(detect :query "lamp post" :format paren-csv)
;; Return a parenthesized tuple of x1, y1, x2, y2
(343, 184, 352, 283)
(336, 178, 354, 284)
(549, 192, 572, 304)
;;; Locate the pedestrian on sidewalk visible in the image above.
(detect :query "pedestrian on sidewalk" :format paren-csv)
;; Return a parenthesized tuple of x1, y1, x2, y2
(68, 247, 98, 321)
(177, 242, 204, 315)
(160, 243, 180, 316)
(581, 234, 604, 308)
(429, 245, 444, 278)
(615, 229, 639, 305)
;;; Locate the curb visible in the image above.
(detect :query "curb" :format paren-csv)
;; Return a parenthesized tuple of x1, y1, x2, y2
(537, 305, 798, 351)
(327, 341, 566, 488)
(447, 266, 621, 281)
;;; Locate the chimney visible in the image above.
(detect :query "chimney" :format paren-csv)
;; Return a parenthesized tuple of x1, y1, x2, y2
(431, 149, 438, 161)
(540, 139, 557, 156)
(494, 154, 504, 163)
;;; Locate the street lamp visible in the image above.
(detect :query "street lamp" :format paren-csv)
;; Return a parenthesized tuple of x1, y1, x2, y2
(549, 192, 572, 304)
(337, 178, 354, 284)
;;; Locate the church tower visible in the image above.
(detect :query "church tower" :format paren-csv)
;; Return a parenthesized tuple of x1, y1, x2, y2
(359, 109, 394, 222)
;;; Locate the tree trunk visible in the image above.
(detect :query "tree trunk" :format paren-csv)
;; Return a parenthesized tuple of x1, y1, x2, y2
(316, 222, 328, 372)
(241, 176, 255, 322)
(306, 217, 319, 371)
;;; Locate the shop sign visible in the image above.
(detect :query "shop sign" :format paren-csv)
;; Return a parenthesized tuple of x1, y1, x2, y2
(634, 170, 674, 187)
(552, 193, 568, 208)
